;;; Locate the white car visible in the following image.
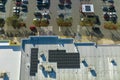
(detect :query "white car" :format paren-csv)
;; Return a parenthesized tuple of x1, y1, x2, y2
(13, 7, 20, 10)
(22, 0, 28, 4)
(33, 18, 40, 21)
(13, 7, 20, 13)
(42, 0, 48, 4)
(0, 3, 4, 9)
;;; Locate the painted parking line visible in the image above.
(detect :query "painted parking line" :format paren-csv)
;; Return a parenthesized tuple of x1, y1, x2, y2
(77, 25, 80, 32)
(59, 26, 61, 32)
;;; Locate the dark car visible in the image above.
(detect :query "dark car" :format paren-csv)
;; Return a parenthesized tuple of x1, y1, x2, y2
(16, 1, 22, 6)
(43, 14, 50, 19)
(108, 0, 114, 3)
(109, 5, 116, 12)
(102, 0, 107, 2)
(59, 0, 65, 4)
(66, 0, 72, 4)
(58, 13, 64, 18)
(37, 4, 43, 10)
(22, 0, 28, 4)
(104, 13, 110, 21)
(21, 7, 28, 12)
(34, 12, 42, 18)
(21, 4, 28, 12)
(58, 4, 64, 9)
(37, 0, 43, 1)
(65, 4, 71, 9)
(102, 6, 108, 12)
(110, 14, 117, 23)
(37, 1, 43, 5)
(16, 0, 21, 1)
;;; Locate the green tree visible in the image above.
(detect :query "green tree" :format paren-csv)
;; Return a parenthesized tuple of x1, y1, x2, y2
(33, 19, 41, 27)
(104, 21, 117, 30)
(6, 16, 23, 29)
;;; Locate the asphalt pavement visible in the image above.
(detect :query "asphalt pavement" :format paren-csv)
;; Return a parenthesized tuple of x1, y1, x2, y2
(4, 0, 14, 31)
(25, 0, 37, 32)
(2, 0, 120, 41)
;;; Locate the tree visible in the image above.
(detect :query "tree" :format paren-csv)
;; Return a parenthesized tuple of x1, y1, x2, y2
(104, 21, 117, 30)
(80, 17, 95, 27)
(40, 19, 49, 27)
(33, 18, 49, 27)
(33, 20, 41, 27)
(56, 17, 73, 27)
(6, 16, 25, 29)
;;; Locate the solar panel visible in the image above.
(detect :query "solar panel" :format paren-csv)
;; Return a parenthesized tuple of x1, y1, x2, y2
(30, 48, 39, 76)
(49, 50, 80, 68)
(85, 6, 91, 11)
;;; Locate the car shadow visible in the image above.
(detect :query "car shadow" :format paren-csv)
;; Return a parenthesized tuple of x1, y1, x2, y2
(95, 15, 101, 25)
(92, 27, 104, 38)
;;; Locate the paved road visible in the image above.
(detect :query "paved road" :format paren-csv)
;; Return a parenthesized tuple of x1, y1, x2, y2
(4, 0, 14, 31)
(71, 0, 81, 32)
(25, 0, 37, 32)
(49, 0, 60, 35)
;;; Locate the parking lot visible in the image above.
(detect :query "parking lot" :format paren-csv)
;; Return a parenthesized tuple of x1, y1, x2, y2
(0, 0, 120, 42)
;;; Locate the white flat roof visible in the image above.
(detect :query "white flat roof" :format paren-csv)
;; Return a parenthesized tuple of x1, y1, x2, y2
(0, 49, 21, 80)
(0, 43, 9, 46)
(82, 4, 94, 13)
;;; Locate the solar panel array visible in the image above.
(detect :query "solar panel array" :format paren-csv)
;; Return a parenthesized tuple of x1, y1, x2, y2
(30, 48, 38, 76)
(49, 50, 80, 68)
(85, 6, 91, 11)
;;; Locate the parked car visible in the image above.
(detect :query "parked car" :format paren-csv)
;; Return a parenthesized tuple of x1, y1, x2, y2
(58, 4, 64, 9)
(109, 5, 116, 12)
(42, 11, 50, 19)
(104, 13, 109, 21)
(110, 14, 117, 23)
(34, 11, 42, 18)
(37, 1, 43, 5)
(102, 6, 108, 12)
(16, 0, 21, 1)
(108, 0, 114, 3)
(0, 2, 4, 9)
(21, 4, 28, 12)
(58, 13, 64, 18)
(59, 0, 65, 4)
(37, 4, 43, 10)
(30, 26, 37, 33)
(42, 0, 48, 4)
(37, 0, 43, 1)
(13, 7, 20, 16)
(21, 4, 27, 7)
(65, 4, 71, 9)
(33, 18, 40, 21)
(16, 1, 22, 6)
(22, 0, 28, 4)
(65, 0, 72, 4)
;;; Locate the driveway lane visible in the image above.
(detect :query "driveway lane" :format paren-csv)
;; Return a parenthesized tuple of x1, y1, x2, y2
(49, 0, 60, 35)
(4, 0, 14, 31)
(71, 0, 80, 33)
(25, 0, 36, 31)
